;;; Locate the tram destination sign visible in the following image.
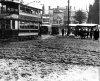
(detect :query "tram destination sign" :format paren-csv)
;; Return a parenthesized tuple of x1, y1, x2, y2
(0, 0, 23, 3)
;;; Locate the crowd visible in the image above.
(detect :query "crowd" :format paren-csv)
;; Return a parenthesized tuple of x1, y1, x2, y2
(61, 28, 99, 40)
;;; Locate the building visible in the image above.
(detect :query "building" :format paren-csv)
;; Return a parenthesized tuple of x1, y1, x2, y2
(48, 6, 76, 34)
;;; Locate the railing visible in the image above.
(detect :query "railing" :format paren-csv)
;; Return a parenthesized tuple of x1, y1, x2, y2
(19, 11, 41, 18)
(0, 8, 19, 14)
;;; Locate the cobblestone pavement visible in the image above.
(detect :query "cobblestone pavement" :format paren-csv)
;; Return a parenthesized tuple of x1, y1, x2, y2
(0, 35, 100, 65)
(0, 35, 100, 81)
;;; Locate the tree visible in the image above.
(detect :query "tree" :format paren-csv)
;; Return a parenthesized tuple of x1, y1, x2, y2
(74, 10, 87, 24)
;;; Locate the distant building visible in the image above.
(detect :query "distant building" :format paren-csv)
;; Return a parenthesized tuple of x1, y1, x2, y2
(48, 6, 76, 27)
(49, 6, 65, 27)
(41, 5, 76, 35)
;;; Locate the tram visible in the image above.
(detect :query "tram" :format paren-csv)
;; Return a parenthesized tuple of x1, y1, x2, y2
(0, 0, 42, 41)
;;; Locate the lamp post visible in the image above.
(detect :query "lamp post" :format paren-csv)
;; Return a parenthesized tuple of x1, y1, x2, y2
(67, 0, 70, 36)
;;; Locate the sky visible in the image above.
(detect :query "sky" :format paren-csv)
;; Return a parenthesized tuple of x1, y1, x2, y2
(23, 0, 95, 11)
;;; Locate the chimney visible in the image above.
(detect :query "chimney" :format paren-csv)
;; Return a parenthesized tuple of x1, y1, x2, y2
(48, 6, 50, 10)
(57, 6, 59, 9)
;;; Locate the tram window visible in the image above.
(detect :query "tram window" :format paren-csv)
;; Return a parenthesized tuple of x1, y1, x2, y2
(6, 7, 10, 12)
(6, 24, 10, 29)
(20, 25, 22, 29)
(20, 26, 22, 29)
(34, 26, 37, 29)
(24, 25, 26, 29)
(12, 20, 15, 29)
(32, 10, 35, 14)
(1, 5, 6, 13)
(27, 25, 29, 29)
(15, 9, 18, 12)
(1, 24, 5, 29)
(6, 20, 10, 29)
(34, 26, 36, 29)
(11, 8, 14, 12)
(20, 6, 24, 13)
(22, 26, 24, 29)
(20, 25, 21, 29)
(22, 26, 25, 29)
(30, 25, 32, 29)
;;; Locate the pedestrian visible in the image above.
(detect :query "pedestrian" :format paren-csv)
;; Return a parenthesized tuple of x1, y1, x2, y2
(86, 29, 89, 38)
(38, 27, 42, 37)
(80, 28, 84, 39)
(90, 28, 93, 39)
(93, 28, 99, 40)
(62, 29, 64, 36)
(83, 29, 86, 39)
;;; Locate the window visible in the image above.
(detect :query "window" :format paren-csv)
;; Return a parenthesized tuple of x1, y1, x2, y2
(1, 5, 6, 14)
(12, 20, 15, 29)
(0, 20, 10, 29)
(5, 20, 10, 29)
(20, 21, 39, 29)
(1, 3, 18, 14)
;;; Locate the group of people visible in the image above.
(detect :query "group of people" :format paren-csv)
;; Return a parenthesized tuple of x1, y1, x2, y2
(74, 28, 99, 40)
(61, 28, 99, 40)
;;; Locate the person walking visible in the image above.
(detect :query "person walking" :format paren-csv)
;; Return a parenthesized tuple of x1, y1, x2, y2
(38, 26, 42, 37)
(62, 29, 64, 36)
(93, 28, 99, 40)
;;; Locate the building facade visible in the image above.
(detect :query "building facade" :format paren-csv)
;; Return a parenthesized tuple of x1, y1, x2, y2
(48, 6, 76, 26)
(48, 6, 76, 34)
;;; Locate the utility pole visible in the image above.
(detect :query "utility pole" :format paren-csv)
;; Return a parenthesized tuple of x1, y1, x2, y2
(67, 0, 70, 36)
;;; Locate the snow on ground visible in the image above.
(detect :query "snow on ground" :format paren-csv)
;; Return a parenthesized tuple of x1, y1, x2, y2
(0, 59, 99, 81)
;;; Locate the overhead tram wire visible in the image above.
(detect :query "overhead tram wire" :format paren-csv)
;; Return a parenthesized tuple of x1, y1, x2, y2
(26, 1, 41, 5)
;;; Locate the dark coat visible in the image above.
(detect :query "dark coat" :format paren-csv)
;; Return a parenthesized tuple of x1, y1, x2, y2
(62, 29, 64, 36)
(94, 29, 99, 40)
